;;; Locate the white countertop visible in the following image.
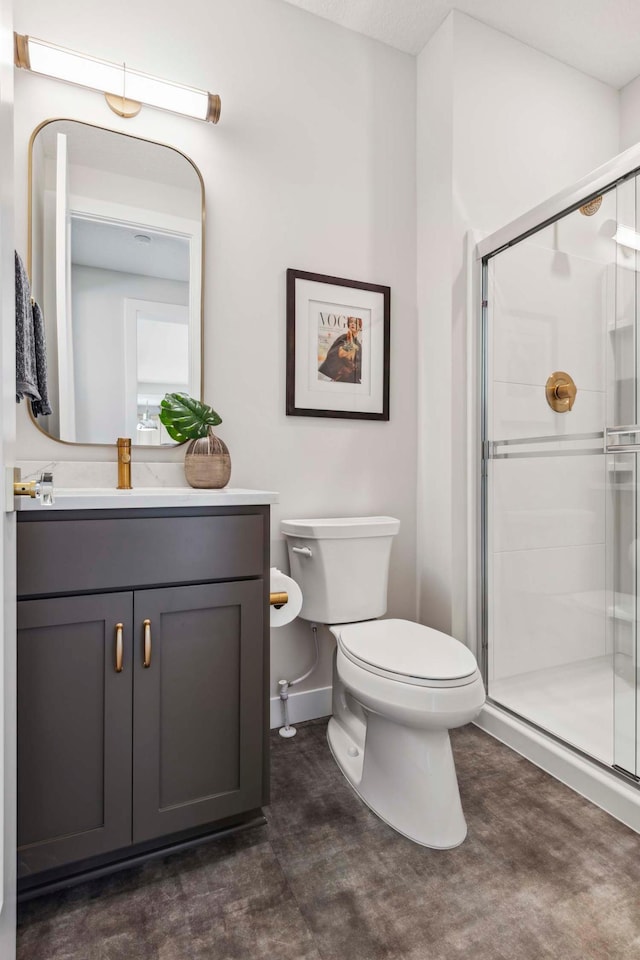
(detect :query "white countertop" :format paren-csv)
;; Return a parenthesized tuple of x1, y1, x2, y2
(16, 487, 279, 511)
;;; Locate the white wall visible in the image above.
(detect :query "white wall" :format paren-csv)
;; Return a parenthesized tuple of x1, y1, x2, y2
(417, 11, 620, 648)
(14, 0, 418, 711)
(0, 0, 16, 955)
(66, 165, 201, 223)
(416, 15, 454, 636)
(71, 266, 188, 443)
(620, 73, 640, 151)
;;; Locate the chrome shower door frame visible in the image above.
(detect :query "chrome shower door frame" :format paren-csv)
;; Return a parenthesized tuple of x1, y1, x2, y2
(476, 140, 640, 781)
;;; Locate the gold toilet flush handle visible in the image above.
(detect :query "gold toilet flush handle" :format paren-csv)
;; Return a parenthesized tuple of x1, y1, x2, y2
(545, 371, 577, 413)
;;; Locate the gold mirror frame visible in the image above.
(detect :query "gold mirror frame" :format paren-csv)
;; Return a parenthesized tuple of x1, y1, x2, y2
(27, 117, 205, 448)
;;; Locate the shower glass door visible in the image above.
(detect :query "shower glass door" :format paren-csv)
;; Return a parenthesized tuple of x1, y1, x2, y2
(607, 173, 639, 777)
(482, 175, 640, 777)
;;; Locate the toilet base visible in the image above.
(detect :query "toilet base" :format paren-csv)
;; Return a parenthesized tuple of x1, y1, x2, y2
(327, 713, 468, 849)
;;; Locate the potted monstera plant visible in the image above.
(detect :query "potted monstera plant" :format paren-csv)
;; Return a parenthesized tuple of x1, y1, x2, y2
(159, 392, 231, 489)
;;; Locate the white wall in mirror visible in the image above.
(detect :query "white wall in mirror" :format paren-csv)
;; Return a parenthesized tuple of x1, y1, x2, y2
(127, 300, 191, 443)
(30, 119, 202, 445)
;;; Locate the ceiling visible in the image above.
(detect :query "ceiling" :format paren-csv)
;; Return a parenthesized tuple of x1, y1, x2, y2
(71, 218, 189, 282)
(280, 0, 640, 89)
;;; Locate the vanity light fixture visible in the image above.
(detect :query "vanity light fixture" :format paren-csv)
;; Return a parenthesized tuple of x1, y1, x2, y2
(14, 34, 221, 124)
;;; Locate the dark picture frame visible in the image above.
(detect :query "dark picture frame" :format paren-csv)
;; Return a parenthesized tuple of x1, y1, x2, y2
(286, 269, 390, 420)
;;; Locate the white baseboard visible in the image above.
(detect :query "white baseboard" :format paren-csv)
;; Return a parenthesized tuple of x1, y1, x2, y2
(476, 703, 640, 834)
(270, 684, 332, 729)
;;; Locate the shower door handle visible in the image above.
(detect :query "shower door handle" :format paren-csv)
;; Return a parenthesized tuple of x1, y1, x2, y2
(606, 425, 640, 452)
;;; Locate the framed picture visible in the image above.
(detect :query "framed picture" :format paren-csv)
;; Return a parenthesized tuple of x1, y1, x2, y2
(286, 269, 390, 420)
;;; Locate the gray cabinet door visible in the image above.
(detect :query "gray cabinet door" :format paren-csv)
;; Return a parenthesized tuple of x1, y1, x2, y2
(18, 593, 133, 877)
(132, 580, 263, 843)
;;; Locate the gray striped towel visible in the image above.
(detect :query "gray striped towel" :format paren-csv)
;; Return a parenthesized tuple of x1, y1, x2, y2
(15, 251, 52, 417)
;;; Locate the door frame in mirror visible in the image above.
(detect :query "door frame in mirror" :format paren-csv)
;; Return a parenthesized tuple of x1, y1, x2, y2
(26, 117, 205, 448)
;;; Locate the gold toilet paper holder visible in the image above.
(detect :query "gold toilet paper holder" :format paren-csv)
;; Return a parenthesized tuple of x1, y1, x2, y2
(270, 591, 289, 608)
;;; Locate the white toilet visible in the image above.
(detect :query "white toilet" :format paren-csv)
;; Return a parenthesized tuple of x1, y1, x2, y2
(281, 515, 485, 849)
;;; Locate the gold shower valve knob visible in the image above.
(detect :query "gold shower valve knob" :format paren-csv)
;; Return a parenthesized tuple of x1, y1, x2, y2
(545, 371, 577, 413)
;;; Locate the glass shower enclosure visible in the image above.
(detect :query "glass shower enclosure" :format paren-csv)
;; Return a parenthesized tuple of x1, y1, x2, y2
(481, 163, 640, 780)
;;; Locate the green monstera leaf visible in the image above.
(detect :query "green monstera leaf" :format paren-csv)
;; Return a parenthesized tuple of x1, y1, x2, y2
(159, 393, 222, 443)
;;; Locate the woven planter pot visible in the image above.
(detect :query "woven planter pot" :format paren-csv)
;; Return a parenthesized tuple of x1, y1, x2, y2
(184, 429, 231, 489)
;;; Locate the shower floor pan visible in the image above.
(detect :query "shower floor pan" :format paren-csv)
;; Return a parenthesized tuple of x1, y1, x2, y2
(478, 655, 640, 834)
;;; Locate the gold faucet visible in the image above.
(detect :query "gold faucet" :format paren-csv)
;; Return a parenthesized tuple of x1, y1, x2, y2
(117, 438, 132, 489)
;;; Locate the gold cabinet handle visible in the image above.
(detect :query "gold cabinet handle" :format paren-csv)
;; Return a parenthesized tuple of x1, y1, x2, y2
(115, 623, 124, 673)
(143, 619, 152, 668)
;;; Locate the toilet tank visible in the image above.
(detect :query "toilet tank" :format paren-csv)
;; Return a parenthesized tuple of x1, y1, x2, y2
(281, 516, 400, 624)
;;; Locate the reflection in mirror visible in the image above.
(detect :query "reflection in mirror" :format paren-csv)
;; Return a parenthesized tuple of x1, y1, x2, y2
(29, 119, 203, 445)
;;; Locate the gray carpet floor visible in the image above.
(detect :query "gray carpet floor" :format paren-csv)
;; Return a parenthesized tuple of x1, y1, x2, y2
(17, 720, 640, 960)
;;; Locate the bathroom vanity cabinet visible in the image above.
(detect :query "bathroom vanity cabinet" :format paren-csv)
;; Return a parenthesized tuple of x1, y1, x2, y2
(16, 501, 271, 895)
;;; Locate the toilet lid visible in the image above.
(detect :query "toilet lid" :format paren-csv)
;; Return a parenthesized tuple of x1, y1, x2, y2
(334, 619, 478, 683)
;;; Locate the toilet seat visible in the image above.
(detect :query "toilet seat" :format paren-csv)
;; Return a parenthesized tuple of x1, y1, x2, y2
(333, 619, 479, 688)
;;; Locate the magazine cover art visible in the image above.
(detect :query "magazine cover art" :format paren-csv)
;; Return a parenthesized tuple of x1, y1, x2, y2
(317, 312, 364, 384)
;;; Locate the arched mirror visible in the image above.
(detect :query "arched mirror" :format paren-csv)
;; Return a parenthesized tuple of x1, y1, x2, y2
(28, 119, 204, 446)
